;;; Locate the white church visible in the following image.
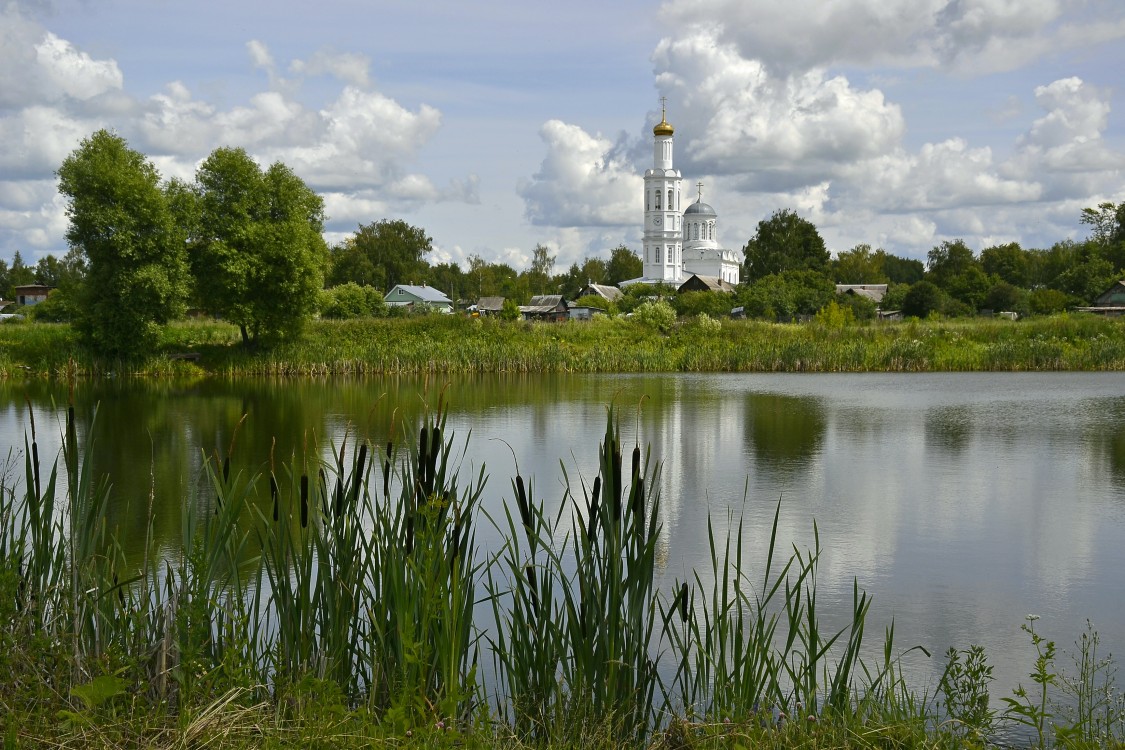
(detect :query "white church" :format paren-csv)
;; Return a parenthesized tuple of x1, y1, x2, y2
(622, 104, 743, 288)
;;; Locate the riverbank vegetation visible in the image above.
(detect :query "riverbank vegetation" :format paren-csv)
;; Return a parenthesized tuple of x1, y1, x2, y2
(3, 402, 1124, 748)
(2, 312, 1125, 378)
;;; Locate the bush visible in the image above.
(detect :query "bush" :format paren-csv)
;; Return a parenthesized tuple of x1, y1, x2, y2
(815, 300, 856, 328)
(632, 299, 676, 333)
(902, 281, 945, 319)
(319, 283, 387, 319)
(835, 292, 877, 321)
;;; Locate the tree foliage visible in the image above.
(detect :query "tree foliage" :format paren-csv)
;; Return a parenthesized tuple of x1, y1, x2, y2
(56, 129, 189, 359)
(329, 219, 432, 291)
(604, 245, 642, 285)
(742, 209, 829, 282)
(833, 244, 888, 284)
(190, 147, 327, 346)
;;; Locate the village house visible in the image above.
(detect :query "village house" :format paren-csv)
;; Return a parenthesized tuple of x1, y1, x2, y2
(13, 284, 53, 306)
(519, 295, 568, 322)
(385, 284, 453, 313)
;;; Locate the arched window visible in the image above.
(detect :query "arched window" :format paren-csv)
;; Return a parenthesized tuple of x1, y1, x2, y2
(709, 222, 714, 240)
(655, 190, 661, 210)
(645, 192, 649, 211)
(668, 189, 673, 209)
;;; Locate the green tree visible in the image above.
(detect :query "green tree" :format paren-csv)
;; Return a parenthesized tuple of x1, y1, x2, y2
(56, 129, 189, 359)
(833, 243, 888, 284)
(33, 255, 63, 287)
(982, 281, 1028, 315)
(742, 209, 829, 282)
(8, 251, 36, 291)
(327, 242, 378, 289)
(673, 290, 735, 318)
(902, 280, 945, 319)
(1028, 288, 1071, 315)
(557, 259, 608, 299)
(879, 251, 925, 284)
(331, 219, 432, 291)
(426, 262, 466, 306)
(190, 147, 327, 346)
(319, 283, 387, 319)
(604, 244, 642, 285)
(927, 240, 991, 310)
(980, 242, 1030, 287)
(524, 243, 556, 295)
(1080, 201, 1125, 271)
(835, 291, 877, 321)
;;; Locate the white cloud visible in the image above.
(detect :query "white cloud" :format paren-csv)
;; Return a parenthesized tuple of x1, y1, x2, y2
(34, 32, 123, 100)
(652, 31, 904, 185)
(289, 50, 371, 87)
(658, 0, 1125, 75)
(518, 120, 639, 227)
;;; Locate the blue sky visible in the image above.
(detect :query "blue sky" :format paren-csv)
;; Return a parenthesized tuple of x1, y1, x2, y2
(3, 0, 1124, 273)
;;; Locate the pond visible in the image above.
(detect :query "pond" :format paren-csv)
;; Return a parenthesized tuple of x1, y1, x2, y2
(3, 371, 1124, 706)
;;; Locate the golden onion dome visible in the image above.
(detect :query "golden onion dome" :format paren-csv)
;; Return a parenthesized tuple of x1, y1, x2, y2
(653, 115, 674, 137)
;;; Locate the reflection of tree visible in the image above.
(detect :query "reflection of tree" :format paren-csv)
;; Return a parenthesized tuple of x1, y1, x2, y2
(744, 393, 826, 477)
(1093, 404, 1125, 490)
(924, 406, 973, 455)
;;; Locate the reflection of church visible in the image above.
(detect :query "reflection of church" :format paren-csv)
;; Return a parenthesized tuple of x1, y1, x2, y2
(623, 103, 743, 287)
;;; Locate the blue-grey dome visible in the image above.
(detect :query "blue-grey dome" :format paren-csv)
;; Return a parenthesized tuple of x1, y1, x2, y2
(684, 200, 716, 216)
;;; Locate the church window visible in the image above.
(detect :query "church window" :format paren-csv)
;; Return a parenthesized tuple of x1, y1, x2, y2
(656, 246, 662, 263)
(667, 189, 673, 209)
(655, 190, 661, 210)
(645, 193, 649, 211)
(708, 222, 714, 240)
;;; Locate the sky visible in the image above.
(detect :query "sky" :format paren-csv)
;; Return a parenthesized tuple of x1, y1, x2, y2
(2, 0, 1125, 273)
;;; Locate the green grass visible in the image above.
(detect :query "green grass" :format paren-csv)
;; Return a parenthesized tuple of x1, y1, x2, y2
(2, 398, 1125, 749)
(3, 313, 1125, 378)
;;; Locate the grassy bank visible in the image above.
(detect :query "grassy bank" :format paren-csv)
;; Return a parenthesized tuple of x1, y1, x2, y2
(2, 400, 1123, 749)
(2, 313, 1125, 378)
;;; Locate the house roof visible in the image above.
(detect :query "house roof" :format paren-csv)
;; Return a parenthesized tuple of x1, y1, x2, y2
(1093, 280, 1125, 305)
(477, 296, 505, 312)
(387, 284, 452, 304)
(835, 284, 888, 303)
(582, 283, 623, 301)
(679, 274, 736, 293)
(520, 295, 568, 315)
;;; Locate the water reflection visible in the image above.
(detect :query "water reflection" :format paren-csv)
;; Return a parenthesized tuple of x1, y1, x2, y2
(924, 406, 973, 455)
(744, 392, 826, 480)
(3, 372, 1125, 713)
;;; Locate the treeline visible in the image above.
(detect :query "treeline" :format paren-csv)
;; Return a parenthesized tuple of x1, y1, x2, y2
(12, 129, 1125, 360)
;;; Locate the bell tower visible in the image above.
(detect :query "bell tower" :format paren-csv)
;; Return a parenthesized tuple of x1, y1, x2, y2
(642, 98, 683, 282)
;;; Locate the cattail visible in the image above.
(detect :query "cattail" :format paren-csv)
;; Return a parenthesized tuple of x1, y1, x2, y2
(526, 564, 539, 616)
(586, 476, 601, 541)
(428, 425, 441, 487)
(679, 582, 689, 623)
(611, 444, 623, 521)
(317, 468, 330, 517)
(418, 426, 429, 484)
(300, 475, 309, 528)
(631, 444, 640, 483)
(515, 475, 530, 529)
(270, 475, 279, 522)
(349, 442, 368, 513)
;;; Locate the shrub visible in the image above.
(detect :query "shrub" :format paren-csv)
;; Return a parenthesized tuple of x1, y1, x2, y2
(632, 299, 676, 332)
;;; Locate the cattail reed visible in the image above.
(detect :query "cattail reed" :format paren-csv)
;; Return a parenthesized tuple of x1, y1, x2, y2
(300, 474, 309, 528)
